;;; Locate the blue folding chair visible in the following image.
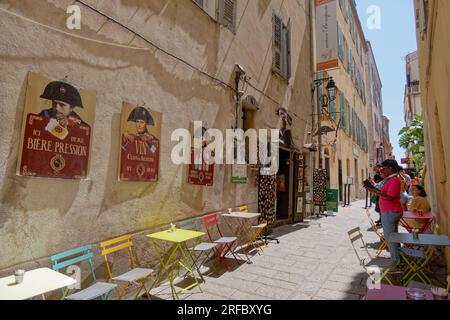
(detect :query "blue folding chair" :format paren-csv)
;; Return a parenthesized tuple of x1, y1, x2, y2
(51, 244, 116, 300)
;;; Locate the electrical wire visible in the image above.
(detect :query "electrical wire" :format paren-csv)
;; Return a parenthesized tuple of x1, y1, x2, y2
(2, 3, 298, 114)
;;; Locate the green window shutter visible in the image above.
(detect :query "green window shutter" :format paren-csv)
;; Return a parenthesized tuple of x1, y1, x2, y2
(340, 92, 346, 129)
(338, 27, 344, 62)
(352, 109, 356, 140)
(330, 97, 337, 120)
(349, 105, 352, 137)
(219, 0, 237, 33)
(345, 0, 349, 22)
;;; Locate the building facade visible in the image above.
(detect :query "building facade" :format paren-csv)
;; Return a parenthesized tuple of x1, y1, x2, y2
(414, 0, 450, 265)
(314, 0, 371, 201)
(402, 51, 422, 171)
(0, 0, 313, 275)
(381, 116, 394, 160)
(365, 41, 384, 167)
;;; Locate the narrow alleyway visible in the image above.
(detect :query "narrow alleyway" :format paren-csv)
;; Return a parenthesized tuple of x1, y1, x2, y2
(148, 200, 381, 300)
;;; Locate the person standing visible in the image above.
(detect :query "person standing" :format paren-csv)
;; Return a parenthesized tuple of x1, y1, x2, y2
(365, 159, 403, 266)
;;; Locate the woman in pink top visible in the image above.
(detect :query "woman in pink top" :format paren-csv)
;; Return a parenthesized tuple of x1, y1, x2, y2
(366, 160, 403, 265)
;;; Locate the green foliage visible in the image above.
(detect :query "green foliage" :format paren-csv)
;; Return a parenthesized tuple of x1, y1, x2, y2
(399, 114, 425, 172)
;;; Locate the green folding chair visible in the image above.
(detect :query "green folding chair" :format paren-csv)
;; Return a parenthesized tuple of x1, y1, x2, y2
(51, 244, 116, 300)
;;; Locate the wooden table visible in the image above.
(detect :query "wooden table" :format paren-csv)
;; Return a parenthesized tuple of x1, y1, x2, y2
(0, 267, 77, 300)
(400, 211, 435, 233)
(221, 212, 261, 263)
(366, 284, 448, 300)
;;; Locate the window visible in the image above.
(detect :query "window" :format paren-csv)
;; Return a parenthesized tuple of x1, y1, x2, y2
(192, 0, 236, 33)
(219, 0, 237, 33)
(272, 14, 291, 80)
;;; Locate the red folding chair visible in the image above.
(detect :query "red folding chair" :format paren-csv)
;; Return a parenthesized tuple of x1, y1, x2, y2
(202, 214, 241, 271)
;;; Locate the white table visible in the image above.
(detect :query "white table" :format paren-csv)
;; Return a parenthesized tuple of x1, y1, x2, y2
(0, 267, 77, 300)
(221, 212, 261, 263)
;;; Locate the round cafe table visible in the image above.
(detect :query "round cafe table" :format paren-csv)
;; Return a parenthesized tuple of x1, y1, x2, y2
(400, 211, 435, 233)
(366, 284, 449, 300)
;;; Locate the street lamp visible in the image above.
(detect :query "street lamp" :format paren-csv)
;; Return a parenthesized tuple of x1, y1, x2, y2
(312, 76, 337, 169)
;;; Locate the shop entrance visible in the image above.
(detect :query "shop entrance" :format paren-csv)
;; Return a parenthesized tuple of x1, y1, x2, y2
(276, 149, 292, 221)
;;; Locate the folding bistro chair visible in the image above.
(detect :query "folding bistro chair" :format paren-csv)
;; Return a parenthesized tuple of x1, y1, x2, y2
(399, 246, 433, 286)
(202, 214, 240, 272)
(239, 205, 267, 254)
(100, 235, 154, 300)
(365, 209, 388, 257)
(51, 244, 117, 300)
(347, 227, 398, 286)
(177, 218, 218, 282)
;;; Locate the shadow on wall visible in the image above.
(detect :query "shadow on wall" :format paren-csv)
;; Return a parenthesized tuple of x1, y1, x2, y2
(98, 112, 158, 217)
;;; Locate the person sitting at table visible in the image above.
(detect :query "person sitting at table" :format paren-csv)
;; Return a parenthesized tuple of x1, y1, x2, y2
(408, 185, 431, 213)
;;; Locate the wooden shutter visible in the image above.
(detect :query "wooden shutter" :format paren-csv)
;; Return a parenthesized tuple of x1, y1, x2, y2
(338, 27, 344, 62)
(272, 14, 283, 75)
(219, 0, 237, 32)
(340, 92, 346, 129)
(285, 21, 291, 79)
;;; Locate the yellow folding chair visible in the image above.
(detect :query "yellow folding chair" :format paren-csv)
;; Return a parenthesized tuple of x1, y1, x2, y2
(347, 227, 398, 286)
(365, 209, 388, 257)
(239, 205, 267, 254)
(100, 234, 154, 300)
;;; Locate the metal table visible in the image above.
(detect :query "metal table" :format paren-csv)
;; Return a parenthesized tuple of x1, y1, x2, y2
(366, 283, 448, 300)
(221, 212, 261, 263)
(390, 233, 450, 286)
(147, 228, 205, 300)
(0, 267, 77, 300)
(400, 211, 435, 233)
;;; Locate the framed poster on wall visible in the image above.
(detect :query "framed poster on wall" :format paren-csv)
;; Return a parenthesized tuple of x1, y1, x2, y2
(187, 123, 214, 186)
(119, 102, 161, 182)
(17, 72, 96, 179)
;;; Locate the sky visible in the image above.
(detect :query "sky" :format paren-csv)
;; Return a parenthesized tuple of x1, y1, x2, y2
(355, 0, 418, 162)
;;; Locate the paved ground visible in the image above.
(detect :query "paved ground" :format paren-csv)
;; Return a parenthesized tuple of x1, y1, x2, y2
(145, 200, 383, 300)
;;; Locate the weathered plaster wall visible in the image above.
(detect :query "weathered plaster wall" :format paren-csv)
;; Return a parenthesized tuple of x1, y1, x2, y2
(0, 0, 312, 276)
(414, 0, 450, 267)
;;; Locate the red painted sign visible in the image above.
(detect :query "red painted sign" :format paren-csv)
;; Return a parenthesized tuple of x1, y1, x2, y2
(120, 135, 159, 181)
(188, 148, 214, 186)
(19, 114, 91, 179)
(119, 103, 161, 182)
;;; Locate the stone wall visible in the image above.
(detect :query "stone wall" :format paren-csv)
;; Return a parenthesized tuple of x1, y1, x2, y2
(0, 0, 312, 278)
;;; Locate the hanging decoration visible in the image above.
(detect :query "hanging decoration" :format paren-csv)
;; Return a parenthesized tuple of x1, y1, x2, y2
(313, 168, 328, 206)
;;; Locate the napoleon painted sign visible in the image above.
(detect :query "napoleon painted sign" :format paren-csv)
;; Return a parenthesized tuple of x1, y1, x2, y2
(187, 124, 214, 186)
(17, 72, 96, 179)
(119, 102, 161, 182)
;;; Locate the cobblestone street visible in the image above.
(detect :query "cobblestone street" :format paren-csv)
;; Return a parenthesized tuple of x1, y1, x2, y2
(148, 200, 382, 300)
